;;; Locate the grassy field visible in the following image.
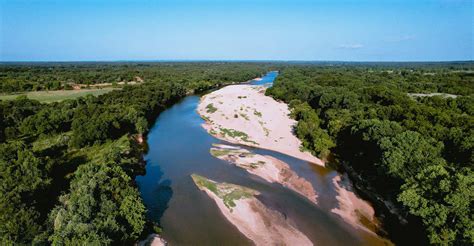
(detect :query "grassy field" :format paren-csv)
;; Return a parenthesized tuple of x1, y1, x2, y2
(0, 88, 118, 103)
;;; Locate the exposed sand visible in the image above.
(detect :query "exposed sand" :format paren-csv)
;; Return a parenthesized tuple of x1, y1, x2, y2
(138, 234, 167, 246)
(197, 84, 324, 166)
(198, 84, 389, 242)
(210, 144, 317, 204)
(134, 134, 144, 144)
(210, 144, 382, 237)
(331, 175, 380, 235)
(191, 174, 313, 246)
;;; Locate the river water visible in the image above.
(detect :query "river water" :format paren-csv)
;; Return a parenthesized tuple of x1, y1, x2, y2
(137, 72, 386, 245)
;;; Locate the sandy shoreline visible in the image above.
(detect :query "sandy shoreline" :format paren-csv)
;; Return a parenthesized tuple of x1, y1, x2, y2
(331, 175, 381, 235)
(210, 144, 381, 236)
(191, 174, 313, 246)
(210, 144, 318, 204)
(197, 84, 324, 166)
(138, 234, 167, 246)
(197, 83, 389, 243)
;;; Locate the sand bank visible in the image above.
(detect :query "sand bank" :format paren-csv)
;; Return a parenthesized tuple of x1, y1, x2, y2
(191, 174, 313, 246)
(331, 175, 382, 235)
(210, 144, 317, 204)
(197, 84, 323, 166)
(198, 84, 389, 243)
(138, 234, 166, 246)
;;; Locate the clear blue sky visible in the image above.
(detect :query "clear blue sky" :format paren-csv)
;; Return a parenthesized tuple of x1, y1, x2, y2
(0, 0, 472, 61)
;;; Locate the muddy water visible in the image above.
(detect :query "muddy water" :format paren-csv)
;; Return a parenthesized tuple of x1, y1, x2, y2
(137, 72, 388, 245)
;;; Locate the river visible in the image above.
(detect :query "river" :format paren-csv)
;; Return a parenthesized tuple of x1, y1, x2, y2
(136, 72, 387, 245)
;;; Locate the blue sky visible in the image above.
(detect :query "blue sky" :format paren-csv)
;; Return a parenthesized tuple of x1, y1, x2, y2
(0, 0, 472, 61)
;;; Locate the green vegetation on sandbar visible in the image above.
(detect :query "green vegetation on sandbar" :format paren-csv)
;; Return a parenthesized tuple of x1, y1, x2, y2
(210, 148, 233, 157)
(209, 146, 254, 158)
(247, 161, 265, 169)
(258, 120, 270, 136)
(206, 103, 218, 113)
(191, 173, 219, 194)
(253, 109, 262, 117)
(239, 113, 249, 121)
(219, 127, 258, 145)
(191, 174, 258, 209)
(201, 115, 211, 122)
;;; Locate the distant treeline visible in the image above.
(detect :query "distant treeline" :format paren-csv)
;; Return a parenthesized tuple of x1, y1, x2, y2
(0, 63, 268, 244)
(0, 62, 273, 92)
(266, 64, 473, 245)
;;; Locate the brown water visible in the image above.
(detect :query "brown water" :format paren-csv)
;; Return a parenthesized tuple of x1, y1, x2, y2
(136, 72, 389, 245)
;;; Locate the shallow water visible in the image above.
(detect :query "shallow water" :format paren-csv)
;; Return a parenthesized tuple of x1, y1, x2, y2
(136, 72, 386, 245)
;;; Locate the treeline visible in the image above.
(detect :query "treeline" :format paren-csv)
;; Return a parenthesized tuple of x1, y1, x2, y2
(266, 64, 473, 245)
(0, 63, 268, 244)
(0, 62, 271, 93)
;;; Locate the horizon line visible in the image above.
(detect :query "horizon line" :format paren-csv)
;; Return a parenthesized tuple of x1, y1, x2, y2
(1, 59, 473, 64)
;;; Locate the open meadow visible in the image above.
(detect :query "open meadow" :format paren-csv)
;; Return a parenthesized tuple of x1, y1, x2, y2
(0, 88, 117, 103)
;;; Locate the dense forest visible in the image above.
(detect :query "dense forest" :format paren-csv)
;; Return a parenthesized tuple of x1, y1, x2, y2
(266, 63, 473, 245)
(0, 63, 269, 244)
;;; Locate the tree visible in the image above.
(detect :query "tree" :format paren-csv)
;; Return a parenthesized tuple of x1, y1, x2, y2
(379, 131, 445, 181)
(0, 142, 50, 244)
(291, 102, 335, 158)
(49, 162, 146, 245)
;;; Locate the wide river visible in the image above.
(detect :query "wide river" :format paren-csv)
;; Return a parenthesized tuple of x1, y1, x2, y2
(137, 72, 386, 245)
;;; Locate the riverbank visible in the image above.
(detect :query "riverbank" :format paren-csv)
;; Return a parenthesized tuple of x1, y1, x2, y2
(191, 174, 313, 246)
(198, 84, 389, 240)
(331, 175, 380, 234)
(209, 144, 384, 240)
(197, 84, 323, 166)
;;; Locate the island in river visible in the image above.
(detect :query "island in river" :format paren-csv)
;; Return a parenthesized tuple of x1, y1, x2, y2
(191, 174, 313, 246)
